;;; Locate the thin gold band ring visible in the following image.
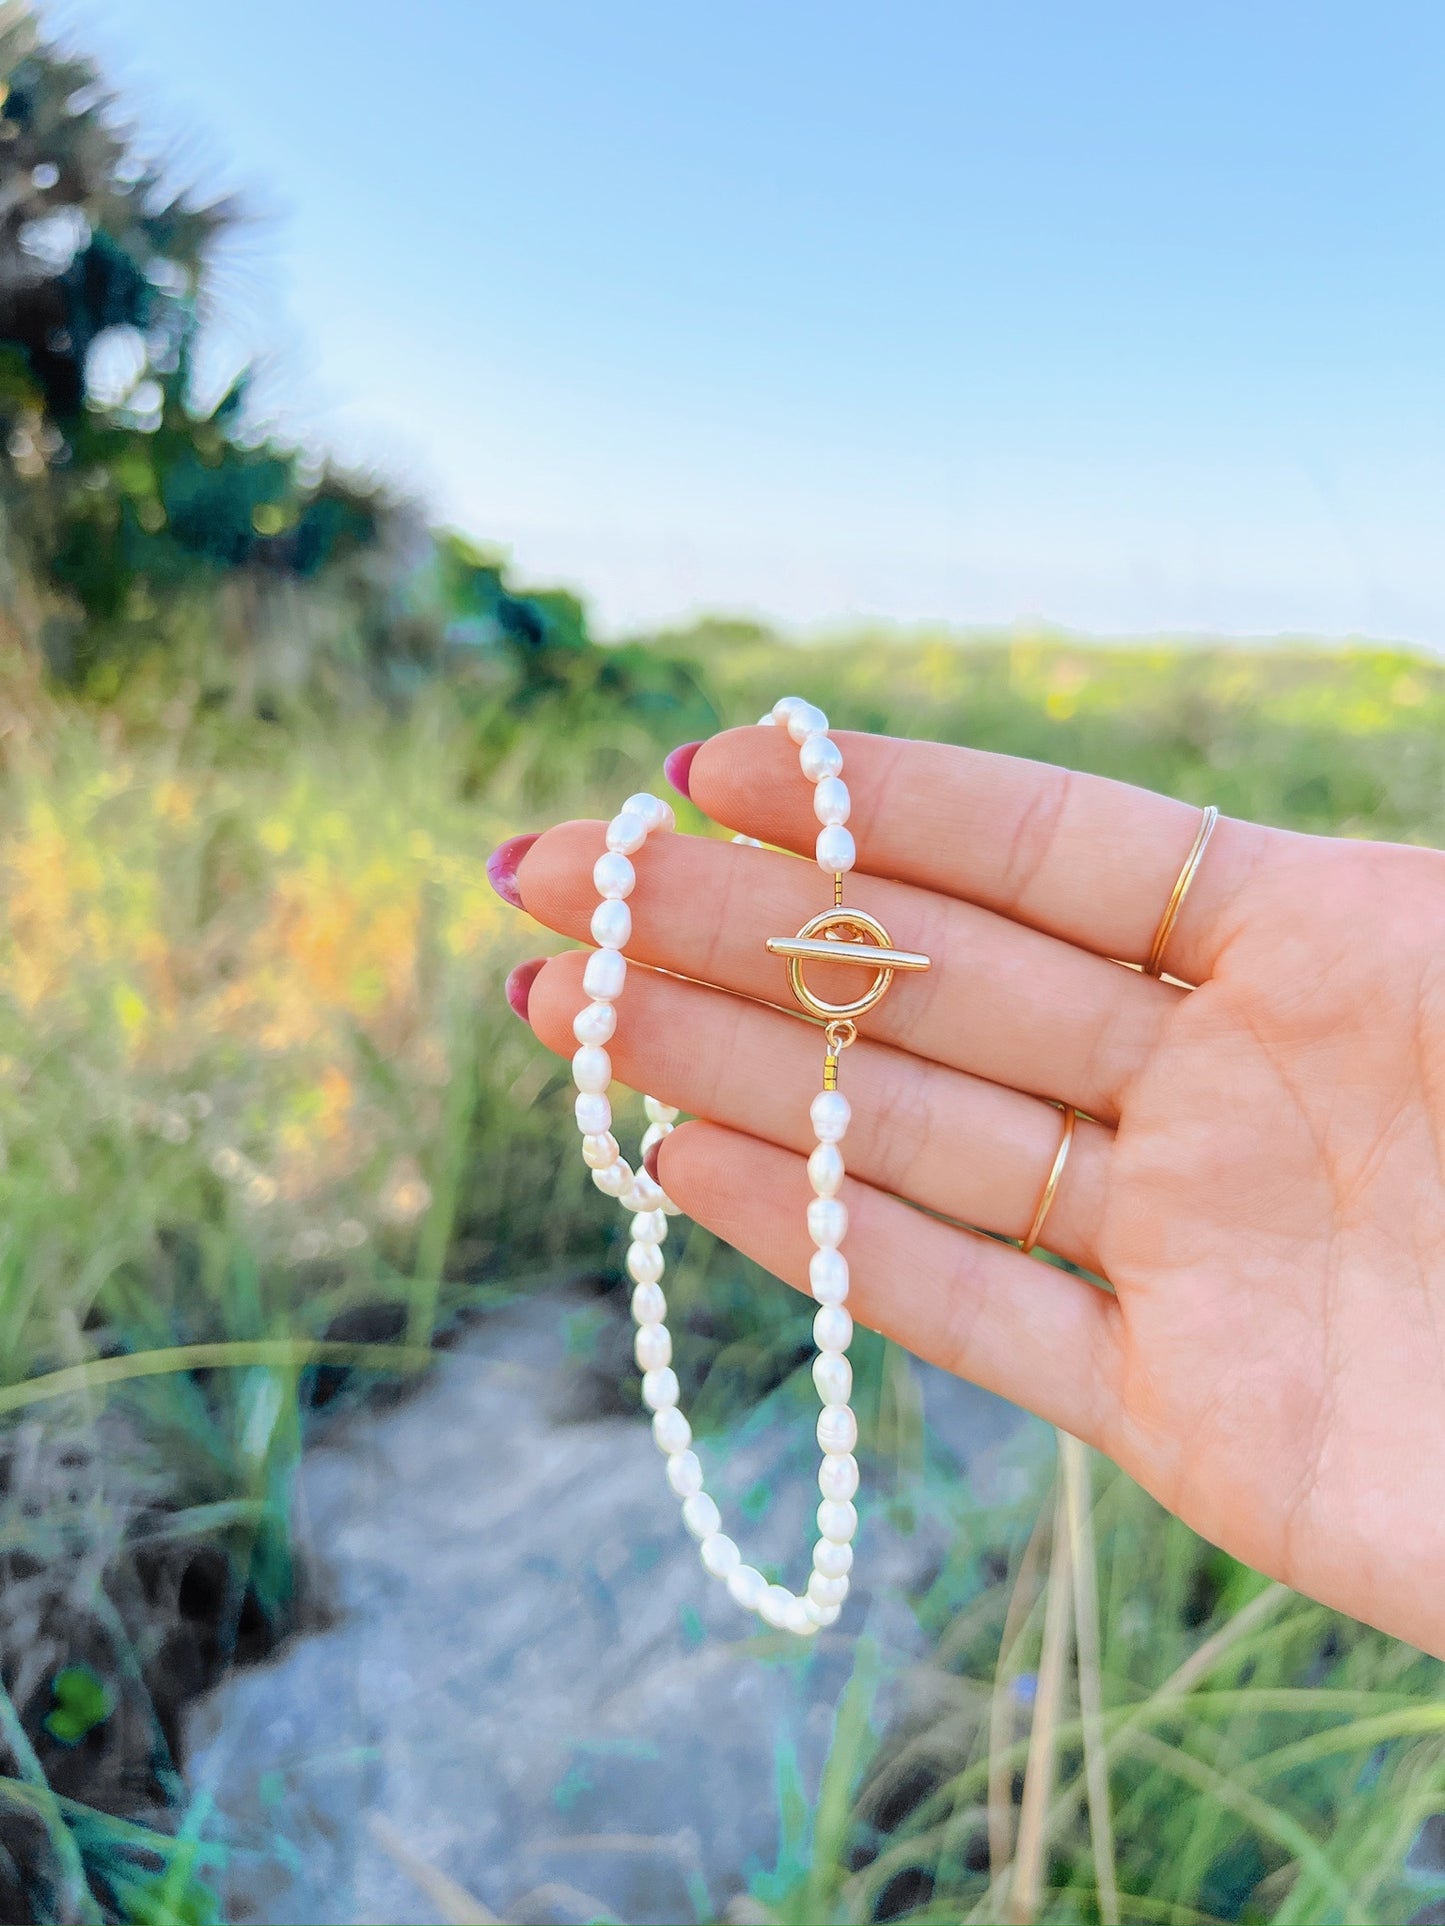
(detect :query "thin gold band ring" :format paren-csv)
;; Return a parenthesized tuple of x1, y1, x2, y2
(1146, 805, 1219, 979)
(1021, 1104, 1076, 1256)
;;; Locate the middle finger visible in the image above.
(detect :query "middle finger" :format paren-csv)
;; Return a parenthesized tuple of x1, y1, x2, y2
(514, 821, 1178, 1122)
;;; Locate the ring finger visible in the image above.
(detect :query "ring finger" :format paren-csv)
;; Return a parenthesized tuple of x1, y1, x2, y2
(522, 948, 1111, 1276)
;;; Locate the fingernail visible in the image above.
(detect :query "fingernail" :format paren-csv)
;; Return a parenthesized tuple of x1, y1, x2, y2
(663, 741, 702, 801)
(642, 1140, 662, 1183)
(505, 957, 545, 1021)
(486, 832, 540, 909)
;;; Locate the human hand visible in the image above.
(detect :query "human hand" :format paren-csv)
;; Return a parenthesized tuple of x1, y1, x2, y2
(493, 726, 1445, 1657)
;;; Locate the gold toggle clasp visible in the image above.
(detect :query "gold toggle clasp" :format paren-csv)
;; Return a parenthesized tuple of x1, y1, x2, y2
(765, 883, 931, 1024)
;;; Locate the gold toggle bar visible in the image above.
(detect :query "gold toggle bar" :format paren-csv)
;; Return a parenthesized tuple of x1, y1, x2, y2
(764, 937, 932, 971)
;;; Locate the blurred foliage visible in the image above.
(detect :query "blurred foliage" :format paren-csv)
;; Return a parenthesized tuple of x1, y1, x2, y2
(0, 7, 704, 739)
(0, 4, 391, 694)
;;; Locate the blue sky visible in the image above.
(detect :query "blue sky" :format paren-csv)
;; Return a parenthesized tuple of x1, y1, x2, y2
(47, 1, 1445, 643)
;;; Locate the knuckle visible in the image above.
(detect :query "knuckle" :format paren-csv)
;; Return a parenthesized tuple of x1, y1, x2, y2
(999, 765, 1076, 910)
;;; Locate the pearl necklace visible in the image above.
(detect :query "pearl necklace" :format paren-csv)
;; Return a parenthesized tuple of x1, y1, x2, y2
(570, 696, 931, 1636)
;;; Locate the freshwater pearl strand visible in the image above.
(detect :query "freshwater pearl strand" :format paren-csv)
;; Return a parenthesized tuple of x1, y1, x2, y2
(571, 698, 860, 1637)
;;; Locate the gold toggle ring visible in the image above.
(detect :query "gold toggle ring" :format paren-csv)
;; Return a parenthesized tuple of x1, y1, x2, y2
(767, 907, 931, 1024)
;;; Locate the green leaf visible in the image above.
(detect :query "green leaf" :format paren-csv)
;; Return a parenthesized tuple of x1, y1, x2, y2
(43, 1666, 113, 1746)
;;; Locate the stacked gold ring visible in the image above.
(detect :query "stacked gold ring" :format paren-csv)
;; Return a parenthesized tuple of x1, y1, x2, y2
(1022, 803, 1220, 1257)
(1146, 805, 1219, 979)
(1021, 1104, 1076, 1255)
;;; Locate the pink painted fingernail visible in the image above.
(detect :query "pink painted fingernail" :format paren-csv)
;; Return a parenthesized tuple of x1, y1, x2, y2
(505, 957, 545, 1021)
(663, 741, 702, 800)
(643, 1140, 662, 1183)
(486, 832, 540, 909)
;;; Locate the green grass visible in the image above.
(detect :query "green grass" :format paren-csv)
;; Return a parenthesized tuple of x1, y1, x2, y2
(750, 1436, 1445, 1925)
(5, 629, 1445, 1922)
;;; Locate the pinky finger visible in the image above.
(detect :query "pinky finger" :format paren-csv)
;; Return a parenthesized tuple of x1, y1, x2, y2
(656, 1120, 1123, 1450)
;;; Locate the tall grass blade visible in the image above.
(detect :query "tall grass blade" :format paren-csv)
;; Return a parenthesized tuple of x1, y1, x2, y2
(367, 1812, 501, 1923)
(987, 1497, 1049, 1882)
(1004, 1469, 1073, 1926)
(0, 1339, 435, 1416)
(1060, 1431, 1119, 1926)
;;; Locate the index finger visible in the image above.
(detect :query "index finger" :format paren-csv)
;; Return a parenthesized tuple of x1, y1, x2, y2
(686, 725, 1291, 984)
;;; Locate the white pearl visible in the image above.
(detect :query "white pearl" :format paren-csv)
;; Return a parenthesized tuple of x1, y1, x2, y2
(701, 1532, 741, 1578)
(590, 899, 632, 949)
(807, 1142, 844, 1197)
(657, 1189, 683, 1217)
(573, 999, 616, 1046)
(605, 810, 648, 855)
(623, 792, 673, 832)
(623, 1169, 666, 1213)
(631, 1281, 667, 1325)
(727, 1564, 768, 1611)
(652, 1406, 691, 1454)
(644, 1096, 680, 1125)
(819, 1459, 859, 1507)
(574, 1091, 612, 1135)
(630, 1209, 668, 1245)
(771, 696, 807, 724)
(592, 851, 636, 899)
(812, 776, 850, 826)
(639, 1121, 670, 1157)
(808, 1570, 849, 1607)
(666, 1449, 704, 1497)
(572, 1045, 611, 1094)
(810, 1090, 851, 1143)
(809, 1248, 849, 1304)
(808, 1599, 843, 1627)
(808, 1197, 848, 1249)
(592, 1159, 632, 1198)
(626, 1241, 664, 1285)
(641, 1367, 679, 1410)
(581, 1130, 620, 1170)
(813, 1351, 852, 1405)
(682, 1491, 722, 1540)
(817, 1498, 858, 1543)
(819, 1453, 859, 1501)
(786, 1596, 819, 1636)
(814, 1305, 854, 1353)
(816, 825, 856, 873)
(799, 733, 843, 782)
(634, 1323, 672, 1371)
(756, 712, 777, 726)
(817, 1406, 858, 1455)
(786, 702, 828, 743)
(582, 947, 626, 999)
(813, 1538, 853, 1579)
(760, 1583, 795, 1628)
